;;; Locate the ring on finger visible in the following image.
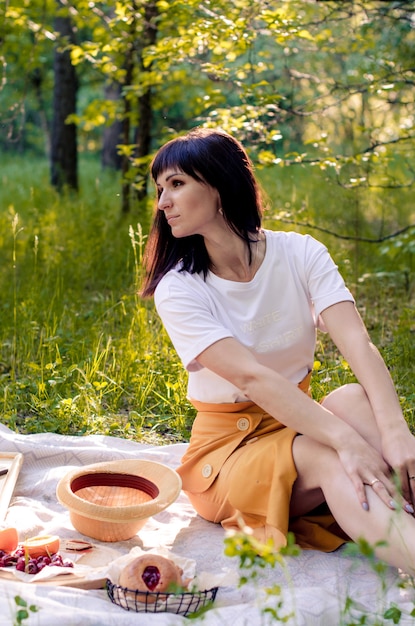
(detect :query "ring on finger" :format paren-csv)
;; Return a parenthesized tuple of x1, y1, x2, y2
(368, 478, 381, 487)
(409, 476, 415, 480)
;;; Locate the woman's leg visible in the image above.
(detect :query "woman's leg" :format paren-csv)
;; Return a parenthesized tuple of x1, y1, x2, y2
(292, 435, 415, 573)
(291, 383, 415, 573)
(289, 382, 383, 516)
(321, 382, 382, 450)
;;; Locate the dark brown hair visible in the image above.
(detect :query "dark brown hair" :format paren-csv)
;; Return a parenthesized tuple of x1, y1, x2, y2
(141, 128, 263, 297)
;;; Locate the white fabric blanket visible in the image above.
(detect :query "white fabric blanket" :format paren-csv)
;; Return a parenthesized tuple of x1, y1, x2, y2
(0, 423, 414, 626)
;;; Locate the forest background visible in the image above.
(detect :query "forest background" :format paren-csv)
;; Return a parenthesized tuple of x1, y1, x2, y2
(0, 0, 414, 443)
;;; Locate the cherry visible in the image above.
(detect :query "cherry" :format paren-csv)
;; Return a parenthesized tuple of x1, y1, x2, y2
(142, 566, 161, 591)
(15, 558, 26, 572)
(0, 554, 14, 567)
(0, 545, 73, 575)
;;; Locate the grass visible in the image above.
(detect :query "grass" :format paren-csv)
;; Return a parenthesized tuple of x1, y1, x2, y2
(0, 155, 193, 442)
(0, 153, 413, 441)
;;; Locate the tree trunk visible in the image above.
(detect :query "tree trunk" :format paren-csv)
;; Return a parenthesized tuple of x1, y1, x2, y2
(119, 1, 158, 213)
(120, 40, 135, 214)
(101, 81, 123, 170)
(50, 2, 78, 192)
(31, 68, 51, 158)
(134, 1, 158, 202)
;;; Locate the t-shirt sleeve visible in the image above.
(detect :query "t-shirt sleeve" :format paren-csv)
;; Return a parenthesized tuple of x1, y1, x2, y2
(301, 235, 355, 325)
(154, 272, 233, 372)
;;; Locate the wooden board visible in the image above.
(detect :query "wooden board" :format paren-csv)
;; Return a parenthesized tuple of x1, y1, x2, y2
(0, 569, 107, 589)
(0, 452, 23, 522)
(0, 452, 109, 589)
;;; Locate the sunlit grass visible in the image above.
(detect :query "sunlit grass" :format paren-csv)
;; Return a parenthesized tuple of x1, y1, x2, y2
(0, 154, 413, 440)
(0, 155, 194, 442)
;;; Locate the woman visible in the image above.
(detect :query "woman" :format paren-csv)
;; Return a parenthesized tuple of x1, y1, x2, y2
(141, 127, 415, 572)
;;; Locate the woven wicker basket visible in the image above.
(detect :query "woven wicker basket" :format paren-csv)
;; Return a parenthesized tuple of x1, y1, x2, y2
(106, 579, 219, 615)
(56, 459, 182, 542)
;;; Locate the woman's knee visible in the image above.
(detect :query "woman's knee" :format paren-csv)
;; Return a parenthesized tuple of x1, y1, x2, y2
(321, 383, 381, 448)
(322, 382, 368, 414)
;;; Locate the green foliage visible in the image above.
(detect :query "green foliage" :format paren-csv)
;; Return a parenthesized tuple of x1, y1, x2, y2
(224, 531, 415, 624)
(2, 0, 415, 201)
(379, 230, 415, 285)
(0, 0, 56, 153)
(13, 596, 39, 626)
(224, 529, 301, 582)
(0, 154, 194, 441)
(224, 529, 299, 623)
(0, 152, 413, 439)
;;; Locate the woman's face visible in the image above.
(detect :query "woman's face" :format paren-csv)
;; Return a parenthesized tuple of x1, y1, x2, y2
(156, 168, 222, 238)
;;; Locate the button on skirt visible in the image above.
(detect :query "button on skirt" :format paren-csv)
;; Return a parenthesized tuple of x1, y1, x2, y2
(178, 402, 349, 552)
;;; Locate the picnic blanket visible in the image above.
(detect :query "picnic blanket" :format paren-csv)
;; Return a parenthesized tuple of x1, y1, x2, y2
(1, 422, 415, 625)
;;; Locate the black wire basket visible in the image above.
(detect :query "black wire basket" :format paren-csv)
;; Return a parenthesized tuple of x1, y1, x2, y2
(106, 579, 219, 616)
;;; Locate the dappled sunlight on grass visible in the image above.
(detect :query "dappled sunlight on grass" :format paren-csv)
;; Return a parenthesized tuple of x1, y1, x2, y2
(0, 155, 413, 439)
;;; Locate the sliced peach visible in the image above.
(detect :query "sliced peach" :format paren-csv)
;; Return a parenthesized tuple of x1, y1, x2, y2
(0, 527, 18, 553)
(22, 534, 60, 558)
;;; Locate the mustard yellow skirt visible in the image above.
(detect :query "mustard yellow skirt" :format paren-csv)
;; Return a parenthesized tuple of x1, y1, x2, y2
(177, 375, 349, 551)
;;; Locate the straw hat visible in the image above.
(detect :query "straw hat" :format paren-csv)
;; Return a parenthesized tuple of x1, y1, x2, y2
(56, 459, 182, 542)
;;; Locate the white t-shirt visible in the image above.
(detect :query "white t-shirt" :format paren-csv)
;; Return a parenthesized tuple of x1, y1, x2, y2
(154, 230, 354, 403)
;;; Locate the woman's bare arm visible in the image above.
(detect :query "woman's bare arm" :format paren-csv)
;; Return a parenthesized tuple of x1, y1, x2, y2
(195, 302, 406, 509)
(321, 301, 415, 502)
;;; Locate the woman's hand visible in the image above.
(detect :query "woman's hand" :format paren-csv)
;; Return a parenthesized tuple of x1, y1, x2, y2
(336, 435, 409, 512)
(381, 425, 415, 511)
(321, 302, 415, 514)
